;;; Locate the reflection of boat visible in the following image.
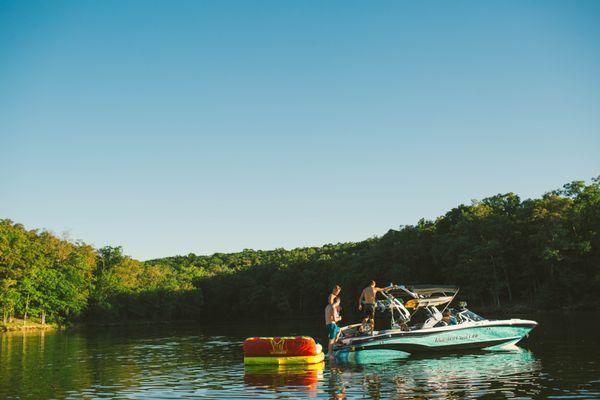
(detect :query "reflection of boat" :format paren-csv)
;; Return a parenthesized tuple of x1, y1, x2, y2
(334, 348, 541, 398)
(335, 349, 410, 364)
(334, 285, 537, 356)
(244, 362, 324, 393)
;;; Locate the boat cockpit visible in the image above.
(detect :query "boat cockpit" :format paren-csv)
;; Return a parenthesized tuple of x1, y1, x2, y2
(339, 284, 486, 338)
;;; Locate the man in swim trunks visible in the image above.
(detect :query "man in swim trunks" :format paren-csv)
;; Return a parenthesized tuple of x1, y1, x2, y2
(358, 280, 386, 334)
(325, 295, 342, 359)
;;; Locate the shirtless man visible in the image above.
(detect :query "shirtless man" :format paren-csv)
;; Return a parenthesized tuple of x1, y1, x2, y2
(325, 296, 342, 359)
(358, 281, 386, 334)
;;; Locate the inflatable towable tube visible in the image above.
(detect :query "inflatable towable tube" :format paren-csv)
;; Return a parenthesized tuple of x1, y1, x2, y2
(243, 336, 324, 365)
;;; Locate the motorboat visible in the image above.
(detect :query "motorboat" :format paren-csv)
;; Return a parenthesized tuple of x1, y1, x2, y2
(333, 284, 537, 356)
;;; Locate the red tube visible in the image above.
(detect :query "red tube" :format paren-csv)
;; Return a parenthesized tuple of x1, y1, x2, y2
(243, 336, 319, 357)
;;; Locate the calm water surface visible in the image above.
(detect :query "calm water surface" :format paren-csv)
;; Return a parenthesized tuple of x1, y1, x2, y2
(1, 314, 598, 399)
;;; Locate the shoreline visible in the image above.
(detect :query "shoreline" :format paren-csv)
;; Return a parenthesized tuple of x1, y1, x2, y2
(1, 318, 58, 333)
(2, 305, 593, 334)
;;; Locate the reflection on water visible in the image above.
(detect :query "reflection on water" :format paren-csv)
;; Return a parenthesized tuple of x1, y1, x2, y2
(241, 348, 541, 399)
(329, 348, 541, 399)
(1, 315, 599, 399)
(244, 363, 324, 397)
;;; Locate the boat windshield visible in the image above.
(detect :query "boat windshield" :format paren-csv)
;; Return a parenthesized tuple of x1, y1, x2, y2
(457, 309, 485, 322)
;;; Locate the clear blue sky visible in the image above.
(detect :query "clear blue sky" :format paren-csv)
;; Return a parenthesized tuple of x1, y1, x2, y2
(1, 1, 599, 260)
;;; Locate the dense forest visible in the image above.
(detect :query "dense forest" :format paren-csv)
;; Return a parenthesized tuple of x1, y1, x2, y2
(1, 178, 599, 326)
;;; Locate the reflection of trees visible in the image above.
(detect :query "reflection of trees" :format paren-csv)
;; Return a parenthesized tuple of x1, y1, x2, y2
(1, 331, 94, 398)
(0, 330, 146, 399)
(0, 327, 247, 398)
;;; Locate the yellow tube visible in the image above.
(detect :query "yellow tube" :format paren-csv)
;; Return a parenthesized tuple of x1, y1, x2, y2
(244, 352, 325, 365)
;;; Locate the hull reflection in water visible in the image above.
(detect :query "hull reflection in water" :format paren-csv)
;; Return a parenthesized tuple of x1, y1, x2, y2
(244, 362, 324, 396)
(332, 347, 542, 398)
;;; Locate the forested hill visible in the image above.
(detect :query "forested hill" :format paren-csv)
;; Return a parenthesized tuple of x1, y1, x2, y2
(1, 178, 599, 326)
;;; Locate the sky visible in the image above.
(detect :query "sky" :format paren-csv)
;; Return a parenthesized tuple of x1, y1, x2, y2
(1, 1, 599, 260)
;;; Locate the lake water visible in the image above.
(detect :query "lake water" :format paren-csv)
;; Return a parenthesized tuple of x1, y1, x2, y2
(1, 314, 598, 399)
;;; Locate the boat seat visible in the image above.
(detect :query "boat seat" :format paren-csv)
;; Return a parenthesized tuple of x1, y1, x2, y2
(422, 317, 441, 329)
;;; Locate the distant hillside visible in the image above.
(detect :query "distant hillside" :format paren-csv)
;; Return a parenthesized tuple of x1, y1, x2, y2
(149, 177, 600, 319)
(1, 177, 599, 325)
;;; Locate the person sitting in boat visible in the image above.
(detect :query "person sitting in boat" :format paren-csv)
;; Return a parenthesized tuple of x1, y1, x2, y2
(435, 309, 457, 327)
(358, 280, 387, 334)
(325, 296, 342, 358)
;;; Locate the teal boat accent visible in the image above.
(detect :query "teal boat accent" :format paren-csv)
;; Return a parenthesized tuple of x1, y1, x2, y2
(337, 321, 535, 353)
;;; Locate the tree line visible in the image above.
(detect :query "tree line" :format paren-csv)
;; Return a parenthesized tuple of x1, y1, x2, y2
(1, 178, 598, 325)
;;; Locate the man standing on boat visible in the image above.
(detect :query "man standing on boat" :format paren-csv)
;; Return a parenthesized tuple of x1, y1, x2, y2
(325, 286, 342, 359)
(358, 281, 386, 334)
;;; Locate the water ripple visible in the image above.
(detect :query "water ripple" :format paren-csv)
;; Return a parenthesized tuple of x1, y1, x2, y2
(1, 319, 599, 399)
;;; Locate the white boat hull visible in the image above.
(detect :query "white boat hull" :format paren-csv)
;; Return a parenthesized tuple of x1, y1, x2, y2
(334, 319, 537, 355)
